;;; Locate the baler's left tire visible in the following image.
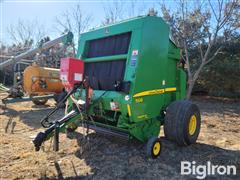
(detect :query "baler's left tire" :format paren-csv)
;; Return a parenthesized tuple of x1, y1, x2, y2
(146, 137, 162, 159)
(32, 99, 48, 105)
(54, 91, 67, 104)
(66, 124, 78, 139)
(164, 100, 201, 146)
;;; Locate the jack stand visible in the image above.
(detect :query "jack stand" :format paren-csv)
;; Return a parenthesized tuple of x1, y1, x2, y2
(53, 122, 60, 151)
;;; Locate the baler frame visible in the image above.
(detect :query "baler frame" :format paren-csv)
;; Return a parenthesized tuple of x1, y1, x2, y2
(33, 15, 201, 159)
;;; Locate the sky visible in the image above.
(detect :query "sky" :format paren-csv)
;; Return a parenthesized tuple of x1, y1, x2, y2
(0, 0, 160, 45)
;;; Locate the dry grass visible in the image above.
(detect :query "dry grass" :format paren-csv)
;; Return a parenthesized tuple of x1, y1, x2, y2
(0, 93, 239, 179)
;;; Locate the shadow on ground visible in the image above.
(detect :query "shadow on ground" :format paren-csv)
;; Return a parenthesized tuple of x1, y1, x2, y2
(1, 97, 239, 179)
(2, 105, 64, 129)
(40, 131, 240, 180)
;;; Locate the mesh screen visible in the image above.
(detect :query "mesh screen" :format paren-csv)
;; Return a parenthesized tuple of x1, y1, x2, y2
(86, 32, 131, 58)
(84, 60, 126, 91)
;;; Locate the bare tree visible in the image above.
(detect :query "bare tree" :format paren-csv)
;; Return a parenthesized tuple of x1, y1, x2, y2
(127, 0, 151, 18)
(102, 0, 148, 25)
(55, 4, 92, 55)
(102, 0, 125, 25)
(161, 0, 239, 99)
(7, 19, 46, 47)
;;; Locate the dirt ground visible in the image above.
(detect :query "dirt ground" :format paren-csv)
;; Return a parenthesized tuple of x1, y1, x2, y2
(0, 93, 239, 179)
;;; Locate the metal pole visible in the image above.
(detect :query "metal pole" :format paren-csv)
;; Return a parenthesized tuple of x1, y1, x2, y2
(53, 121, 60, 151)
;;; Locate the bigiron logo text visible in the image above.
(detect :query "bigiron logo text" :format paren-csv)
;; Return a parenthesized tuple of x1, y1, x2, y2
(181, 161, 237, 179)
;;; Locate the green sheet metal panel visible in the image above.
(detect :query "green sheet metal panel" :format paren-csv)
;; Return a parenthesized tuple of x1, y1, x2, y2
(130, 16, 170, 122)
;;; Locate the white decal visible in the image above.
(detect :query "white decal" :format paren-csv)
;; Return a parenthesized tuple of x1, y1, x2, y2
(74, 73, 82, 81)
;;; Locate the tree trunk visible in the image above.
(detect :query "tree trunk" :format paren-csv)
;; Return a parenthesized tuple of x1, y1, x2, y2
(186, 79, 195, 99)
(186, 62, 204, 99)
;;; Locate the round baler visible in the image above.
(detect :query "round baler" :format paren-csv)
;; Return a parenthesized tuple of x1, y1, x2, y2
(33, 15, 201, 158)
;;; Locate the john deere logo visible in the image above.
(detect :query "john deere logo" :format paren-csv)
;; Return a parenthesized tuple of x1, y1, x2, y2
(105, 28, 109, 34)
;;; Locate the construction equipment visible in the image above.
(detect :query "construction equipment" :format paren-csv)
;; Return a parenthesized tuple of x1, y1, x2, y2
(33, 15, 201, 158)
(1, 32, 73, 105)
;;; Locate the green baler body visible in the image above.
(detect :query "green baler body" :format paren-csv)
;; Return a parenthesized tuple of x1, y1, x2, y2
(69, 16, 186, 142)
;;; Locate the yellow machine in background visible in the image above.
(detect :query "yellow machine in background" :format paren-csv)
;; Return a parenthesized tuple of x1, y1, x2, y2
(2, 64, 66, 106)
(0, 32, 73, 106)
(23, 64, 64, 95)
(22, 64, 64, 105)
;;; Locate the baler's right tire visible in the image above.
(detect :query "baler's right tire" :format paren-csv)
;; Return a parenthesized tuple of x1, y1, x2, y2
(146, 137, 162, 159)
(164, 100, 201, 146)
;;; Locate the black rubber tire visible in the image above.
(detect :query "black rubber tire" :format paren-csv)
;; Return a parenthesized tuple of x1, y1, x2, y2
(54, 91, 67, 104)
(32, 99, 48, 105)
(146, 137, 162, 159)
(66, 123, 78, 132)
(54, 91, 67, 108)
(65, 126, 77, 139)
(164, 100, 201, 146)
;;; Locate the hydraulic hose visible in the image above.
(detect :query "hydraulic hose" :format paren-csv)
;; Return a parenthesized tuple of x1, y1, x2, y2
(41, 83, 82, 128)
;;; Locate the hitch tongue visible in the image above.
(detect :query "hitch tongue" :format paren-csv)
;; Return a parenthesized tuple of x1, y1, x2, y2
(32, 110, 80, 151)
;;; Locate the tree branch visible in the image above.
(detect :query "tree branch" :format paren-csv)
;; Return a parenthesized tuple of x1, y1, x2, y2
(204, 46, 222, 65)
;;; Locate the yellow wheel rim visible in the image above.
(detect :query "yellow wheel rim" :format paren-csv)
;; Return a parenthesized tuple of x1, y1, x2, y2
(189, 115, 197, 135)
(153, 142, 161, 156)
